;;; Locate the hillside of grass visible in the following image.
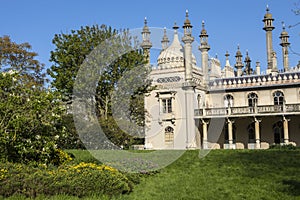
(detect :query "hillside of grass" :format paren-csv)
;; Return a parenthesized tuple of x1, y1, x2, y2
(2, 149, 300, 200)
(118, 149, 300, 200)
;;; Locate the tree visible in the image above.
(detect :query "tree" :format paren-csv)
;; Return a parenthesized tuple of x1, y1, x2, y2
(0, 36, 70, 165)
(49, 25, 151, 148)
(0, 36, 46, 87)
(49, 25, 118, 103)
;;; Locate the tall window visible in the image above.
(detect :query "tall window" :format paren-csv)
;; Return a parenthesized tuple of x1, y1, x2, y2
(248, 93, 258, 107)
(165, 126, 174, 143)
(273, 91, 284, 105)
(224, 94, 234, 108)
(162, 98, 172, 113)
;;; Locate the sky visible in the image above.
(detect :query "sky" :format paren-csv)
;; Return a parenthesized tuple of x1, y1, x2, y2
(1, 0, 300, 74)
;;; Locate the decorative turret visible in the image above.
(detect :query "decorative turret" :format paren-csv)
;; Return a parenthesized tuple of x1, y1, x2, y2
(235, 45, 244, 77)
(161, 27, 169, 50)
(182, 10, 194, 81)
(280, 22, 290, 72)
(223, 52, 234, 78)
(199, 20, 210, 83)
(263, 5, 275, 71)
(141, 17, 152, 64)
(255, 61, 261, 75)
(244, 51, 253, 75)
(271, 51, 278, 75)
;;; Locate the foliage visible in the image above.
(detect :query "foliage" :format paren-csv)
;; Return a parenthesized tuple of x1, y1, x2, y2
(0, 162, 133, 198)
(49, 24, 151, 148)
(48, 24, 118, 103)
(0, 36, 46, 87)
(56, 114, 85, 149)
(269, 143, 297, 150)
(0, 36, 69, 165)
(99, 116, 144, 149)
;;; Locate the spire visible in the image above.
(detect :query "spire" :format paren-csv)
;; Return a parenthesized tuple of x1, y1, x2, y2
(225, 51, 230, 67)
(141, 17, 152, 63)
(199, 20, 210, 84)
(182, 10, 194, 81)
(235, 45, 244, 77)
(199, 20, 209, 46)
(280, 21, 290, 72)
(182, 9, 193, 37)
(161, 27, 169, 50)
(173, 21, 179, 30)
(183, 10, 192, 28)
(263, 5, 275, 70)
(244, 50, 252, 75)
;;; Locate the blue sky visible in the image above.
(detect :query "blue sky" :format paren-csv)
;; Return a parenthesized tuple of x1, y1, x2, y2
(1, 0, 300, 73)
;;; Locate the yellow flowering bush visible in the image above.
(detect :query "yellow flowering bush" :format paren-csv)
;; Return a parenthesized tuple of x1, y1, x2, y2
(0, 162, 133, 198)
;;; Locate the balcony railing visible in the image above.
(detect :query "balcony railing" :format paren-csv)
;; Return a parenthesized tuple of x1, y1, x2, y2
(195, 104, 300, 117)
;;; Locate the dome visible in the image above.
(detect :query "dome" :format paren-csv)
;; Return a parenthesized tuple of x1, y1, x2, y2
(264, 6, 273, 20)
(264, 12, 273, 19)
(157, 30, 196, 68)
(280, 30, 289, 36)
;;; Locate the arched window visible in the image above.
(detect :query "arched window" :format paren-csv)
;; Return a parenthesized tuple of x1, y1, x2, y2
(248, 93, 258, 107)
(247, 122, 255, 143)
(224, 94, 234, 108)
(273, 121, 283, 144)
(273, 91, 284, 105)
(165, 126, 174, 143)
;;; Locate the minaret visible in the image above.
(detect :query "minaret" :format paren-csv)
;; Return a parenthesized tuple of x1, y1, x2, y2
(280, 22, 290, 72)
(235, 45, 244, 77)
(141, 17, 152, 64)
(181, 10, 196, 149)
(244, 51, 252, 75)
(161, 27, 169, 50)
(255, 61, 261, 75)
(199, 20, 210, 84)
(263, 5, 275, 72)
(182, 10, 194, 81)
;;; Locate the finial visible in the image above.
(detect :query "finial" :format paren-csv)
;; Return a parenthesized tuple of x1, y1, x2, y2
(237, 44, 240, 50)
(246, 49, 249, 55)
(225, 51, 230, 57)
(173, 21, 179, 30)
(215, 53, 218, 59)
(186, 9, 189, 18)
(144, 17, 147, 25)
(266, 5, 270, 12)
(202, 20, 205, 29)
(282, 21, 286, 30)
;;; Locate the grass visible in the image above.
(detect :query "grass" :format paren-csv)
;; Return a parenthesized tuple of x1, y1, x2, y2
(2, 149, 300, 200)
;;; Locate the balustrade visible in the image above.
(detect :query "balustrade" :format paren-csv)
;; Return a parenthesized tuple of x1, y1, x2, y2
(194, 104, 300, 116)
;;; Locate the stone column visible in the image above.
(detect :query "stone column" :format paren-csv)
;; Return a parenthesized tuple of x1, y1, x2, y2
(227, 119, 234, 149)
(202, 120, 208, 149)
(283, 116, 290, 144)
(254, 117, 261, 149)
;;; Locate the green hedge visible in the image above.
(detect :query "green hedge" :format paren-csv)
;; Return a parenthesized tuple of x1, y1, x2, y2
(0, 162, 134, 198)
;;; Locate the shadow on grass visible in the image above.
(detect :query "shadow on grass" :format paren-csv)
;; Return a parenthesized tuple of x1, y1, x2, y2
(282, 180, 300, 196)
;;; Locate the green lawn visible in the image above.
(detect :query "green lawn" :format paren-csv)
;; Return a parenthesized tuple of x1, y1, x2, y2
(2, 149, 300, 200)
(118, 150, 300, 200)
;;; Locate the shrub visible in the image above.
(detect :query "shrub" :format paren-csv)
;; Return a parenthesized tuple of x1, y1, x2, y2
(0, 162, 133, 198)
(269, 144, 297, 150)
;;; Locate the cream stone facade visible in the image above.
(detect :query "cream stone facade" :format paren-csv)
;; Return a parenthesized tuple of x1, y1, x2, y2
(142, 8, 300, 150)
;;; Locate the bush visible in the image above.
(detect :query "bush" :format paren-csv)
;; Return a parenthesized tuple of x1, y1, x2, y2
(269, 144, 297, 150)
(0, 162, 133, 198)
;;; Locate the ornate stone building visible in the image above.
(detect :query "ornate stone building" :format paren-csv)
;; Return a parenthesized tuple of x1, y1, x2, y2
(142, 8, 300, 149)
